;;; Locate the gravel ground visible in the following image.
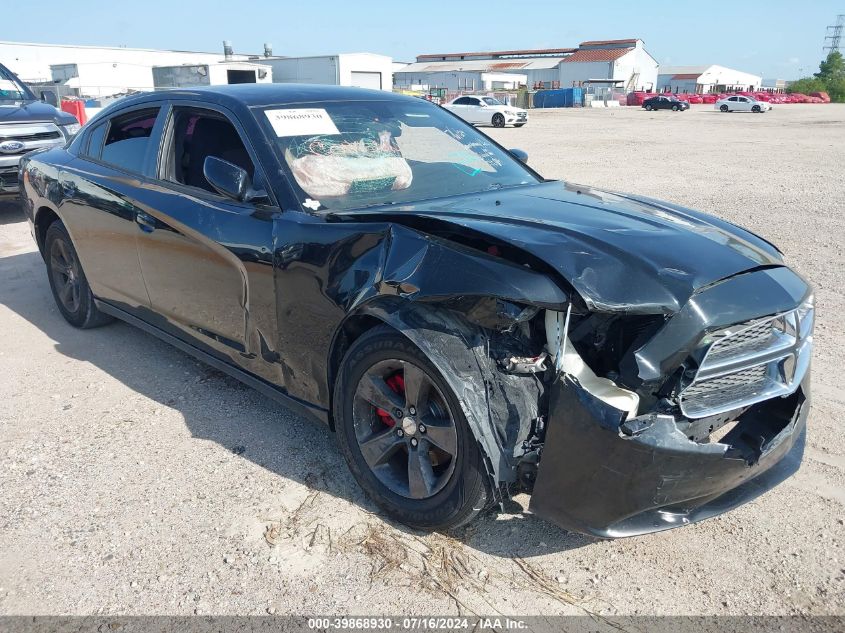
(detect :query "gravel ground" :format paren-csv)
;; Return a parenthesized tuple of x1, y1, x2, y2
(0, 104, 843, 618)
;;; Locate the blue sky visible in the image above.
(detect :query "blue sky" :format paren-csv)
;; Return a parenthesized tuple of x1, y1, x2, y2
(5, 1, 840, 79)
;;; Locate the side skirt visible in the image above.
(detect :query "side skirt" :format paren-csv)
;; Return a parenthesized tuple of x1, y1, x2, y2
(95, 299, 329, 427)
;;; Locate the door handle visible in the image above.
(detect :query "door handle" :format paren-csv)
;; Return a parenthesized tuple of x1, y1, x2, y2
(135, 211, 156, 233)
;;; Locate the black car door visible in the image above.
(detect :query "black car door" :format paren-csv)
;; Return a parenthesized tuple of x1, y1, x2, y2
(56, 105, 167, 312)
(133, 101, 282, 385)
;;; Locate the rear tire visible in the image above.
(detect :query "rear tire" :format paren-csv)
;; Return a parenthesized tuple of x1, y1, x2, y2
(44, 221, 113, 329)
(720, 104, 729, 112)
(645, 104, 653, 111)
(333, 326, 491, 531)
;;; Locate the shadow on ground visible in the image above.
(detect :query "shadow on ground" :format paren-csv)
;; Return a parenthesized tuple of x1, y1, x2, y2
(0, 199, 24, 225)
(0, 239, 594, 558)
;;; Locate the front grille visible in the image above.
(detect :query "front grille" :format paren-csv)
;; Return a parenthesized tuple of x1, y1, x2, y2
(679, 306, 813, 418)
(0, 130, 61, 142)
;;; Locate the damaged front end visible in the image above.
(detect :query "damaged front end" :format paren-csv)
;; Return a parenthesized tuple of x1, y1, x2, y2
(527, 267, 814, 538)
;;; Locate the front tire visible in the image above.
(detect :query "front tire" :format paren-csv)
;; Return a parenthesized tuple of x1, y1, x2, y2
(333, 326, 491, 531)
(752, 105, 761, 113)
(44, 221, 112, 329)
(672, 105, 679, 111)
(491, 113, 506, 128)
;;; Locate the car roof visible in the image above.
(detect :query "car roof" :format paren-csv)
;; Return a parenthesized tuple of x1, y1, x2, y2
(107, 83, 414, 111)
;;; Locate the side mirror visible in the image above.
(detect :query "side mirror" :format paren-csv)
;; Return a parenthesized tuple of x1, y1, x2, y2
(40, 90, 58, 107)
(203, 156, 267, 203)
(509, 148, 529, 164)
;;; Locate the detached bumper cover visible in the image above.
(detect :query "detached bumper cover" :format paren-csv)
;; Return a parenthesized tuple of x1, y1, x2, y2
(530, 373, 809, 538)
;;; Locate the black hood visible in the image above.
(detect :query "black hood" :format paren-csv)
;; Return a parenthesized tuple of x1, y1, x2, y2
(0, 100, 76, 125)
(336, 181, 784, 314)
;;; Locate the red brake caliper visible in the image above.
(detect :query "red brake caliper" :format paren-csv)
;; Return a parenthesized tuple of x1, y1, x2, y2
(375, 373, 405, 428)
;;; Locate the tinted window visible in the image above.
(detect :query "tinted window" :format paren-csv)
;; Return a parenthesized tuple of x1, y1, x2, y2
(100, 108, 160, 174)
(453, 97, 472, 105)
(467, 98, 481, 105)
(84, 122, 108, 159)
(166, 107, 254, 194)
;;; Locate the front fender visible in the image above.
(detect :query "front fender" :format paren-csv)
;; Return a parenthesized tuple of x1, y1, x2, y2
(351, 298, 543, 484)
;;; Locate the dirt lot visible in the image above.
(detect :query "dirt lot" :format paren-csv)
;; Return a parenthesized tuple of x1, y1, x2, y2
(1, 104, 843, 618)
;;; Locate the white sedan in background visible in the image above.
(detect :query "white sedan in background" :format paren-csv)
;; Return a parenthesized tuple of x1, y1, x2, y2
(443, 96, 528, 128)
(715, 95, 772, 113)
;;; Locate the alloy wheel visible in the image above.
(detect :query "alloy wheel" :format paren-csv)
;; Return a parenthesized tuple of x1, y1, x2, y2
(352, 359, 458, 499)
(50, 236, 81, 313)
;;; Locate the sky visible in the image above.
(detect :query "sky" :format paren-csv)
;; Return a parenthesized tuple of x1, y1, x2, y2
(4, 1, 842, 79)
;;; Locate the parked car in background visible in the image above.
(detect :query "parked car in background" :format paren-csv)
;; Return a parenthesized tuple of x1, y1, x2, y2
(443, 96, 528, 127)
(716, 95, 771, 113)
(0, 63, 80, 197)
(20, 84, 812, 538)
(642, 95, 690, 111)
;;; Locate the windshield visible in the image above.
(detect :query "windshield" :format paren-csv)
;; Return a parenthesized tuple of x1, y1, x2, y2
(0, 65, 34, 104)
(261, 99, 539, 212)
(482, 97, 504, 106)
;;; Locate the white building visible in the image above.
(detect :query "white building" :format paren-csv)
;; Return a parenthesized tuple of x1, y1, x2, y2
(398, 40, 657, 94)
(263, 53, 393, 91)
(558, 39, 658, 93)
(1, 40, 245, 94)
(393, 68, 527, 92)
(1, 41, 393, 97)
(657, 65, 762, 94)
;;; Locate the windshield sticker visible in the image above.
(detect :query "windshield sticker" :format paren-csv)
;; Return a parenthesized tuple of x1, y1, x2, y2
(265, 108, 340, 137)
(302, 198, 322, 211)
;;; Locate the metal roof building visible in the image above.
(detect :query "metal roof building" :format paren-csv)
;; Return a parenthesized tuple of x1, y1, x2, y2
(396, 39, 658, 92)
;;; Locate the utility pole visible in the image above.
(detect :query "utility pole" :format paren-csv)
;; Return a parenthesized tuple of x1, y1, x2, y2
(824, 14, 845, 53)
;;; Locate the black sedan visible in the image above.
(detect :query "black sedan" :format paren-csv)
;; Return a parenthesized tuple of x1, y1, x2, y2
(643, 95, 690, 111)
(19, 85, 812, 538)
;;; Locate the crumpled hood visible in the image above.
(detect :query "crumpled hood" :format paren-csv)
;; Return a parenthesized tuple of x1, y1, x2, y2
(0, 100, 76, 125)
(341, 181, 784, 314)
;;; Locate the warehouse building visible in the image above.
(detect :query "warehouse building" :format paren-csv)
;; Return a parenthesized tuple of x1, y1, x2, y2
(262, 53, 393, 91)
(393, 65, 528, 92)
(397, 39, 658, 93)
(657, 65, 762, 94)
(1, 40, 392, 97)
(1, 40, 245, 94)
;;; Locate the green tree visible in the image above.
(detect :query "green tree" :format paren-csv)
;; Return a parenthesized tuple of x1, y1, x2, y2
(787, 76, 826, 94)
(787, 52, 845, 102)
(827, 76, 845, 102)
(815, 51, 845, 83)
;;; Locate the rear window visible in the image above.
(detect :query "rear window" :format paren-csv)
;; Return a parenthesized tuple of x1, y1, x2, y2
(98, 108, 160, 174)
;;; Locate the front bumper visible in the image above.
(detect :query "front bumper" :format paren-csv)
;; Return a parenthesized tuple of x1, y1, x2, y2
(530, 372, 809, 538)
(507, 112, 528, 125)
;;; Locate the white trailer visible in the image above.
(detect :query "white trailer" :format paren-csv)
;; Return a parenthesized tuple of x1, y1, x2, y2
(152, 62, 273, 89)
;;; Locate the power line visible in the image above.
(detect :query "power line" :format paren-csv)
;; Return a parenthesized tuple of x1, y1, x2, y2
(824, 14, 845, 53)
